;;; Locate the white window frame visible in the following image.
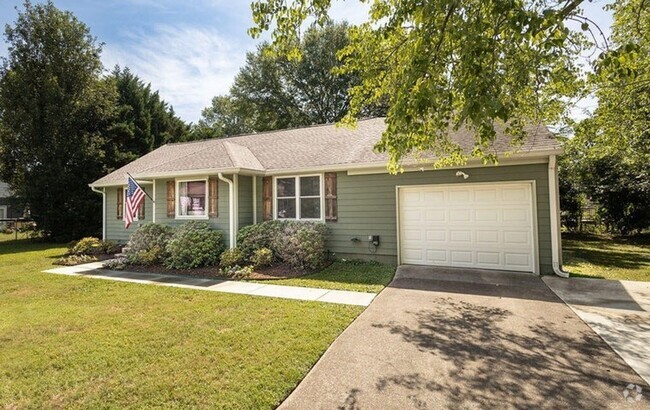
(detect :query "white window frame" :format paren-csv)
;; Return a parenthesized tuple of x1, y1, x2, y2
(175, 177, 209, 220)
(123, 187, 139, 222)
(273, 174, 324, 221)
(0, 205, 7, 220)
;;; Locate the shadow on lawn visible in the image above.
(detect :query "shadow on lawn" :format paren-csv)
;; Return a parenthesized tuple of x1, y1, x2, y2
(0, 238, 65, 256)
(363, 296, 646, 409)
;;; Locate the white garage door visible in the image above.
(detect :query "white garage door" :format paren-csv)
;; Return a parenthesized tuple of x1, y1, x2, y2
(399, 183, 536, 273)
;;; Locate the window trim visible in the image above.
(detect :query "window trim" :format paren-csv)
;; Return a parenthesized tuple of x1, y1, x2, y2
(273, 174, 324, 221)
(175, 177, 210, 220)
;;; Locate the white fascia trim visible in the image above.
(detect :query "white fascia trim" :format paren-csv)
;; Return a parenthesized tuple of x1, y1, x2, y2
(548, 154, 569, 278)
(347, 155, 555, 176)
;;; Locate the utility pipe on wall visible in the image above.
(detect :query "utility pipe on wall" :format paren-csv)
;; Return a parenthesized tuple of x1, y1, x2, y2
(218, 173, 236, 248)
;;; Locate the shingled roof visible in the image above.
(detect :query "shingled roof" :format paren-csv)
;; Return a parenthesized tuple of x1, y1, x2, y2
(91, 118, 560, 186)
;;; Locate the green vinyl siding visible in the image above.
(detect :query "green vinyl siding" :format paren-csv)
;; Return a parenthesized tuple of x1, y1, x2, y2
(325, 163, 554, 274)
(237, 175, 254, 229)
(105, 176, 233, 247)
(103, 163, 554, 273)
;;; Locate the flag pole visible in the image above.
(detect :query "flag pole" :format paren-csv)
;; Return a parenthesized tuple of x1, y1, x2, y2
(126, 172, 155, 202)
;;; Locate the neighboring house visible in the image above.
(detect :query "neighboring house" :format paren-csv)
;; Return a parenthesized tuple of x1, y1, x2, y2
(0, 182, 21, 223)
(90, 118, 565, 275)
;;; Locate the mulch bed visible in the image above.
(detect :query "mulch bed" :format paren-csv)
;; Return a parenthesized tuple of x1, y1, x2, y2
(117, 260, 332, 281)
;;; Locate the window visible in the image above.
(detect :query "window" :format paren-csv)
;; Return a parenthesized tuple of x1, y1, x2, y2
(177, 179, 208, 218)
(275, 175, 322, 220)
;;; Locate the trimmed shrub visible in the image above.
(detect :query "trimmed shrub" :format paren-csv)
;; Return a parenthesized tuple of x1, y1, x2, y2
(104, 258, 127, 270)
(220, 247, 245, 267)
(251, 247, 273, 268)
(55, 254, 98, 266)
(69, 237, 102, 255)
(69, 237, 121, 256)
(125, 223, 174, 265)
(219, 264, 254, 279)
(272, 221, 328, 270)
(237, 220, 283, 257)
(164, 221, 225, 269)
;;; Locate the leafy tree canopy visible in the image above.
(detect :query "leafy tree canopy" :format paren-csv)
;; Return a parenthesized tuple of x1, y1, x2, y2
(194, 21, 386, 138)
(566, 0, 650, 234)
(0, 1, 115, 240)
(248, 0, 616, 171)
(103, 66, 190, 168)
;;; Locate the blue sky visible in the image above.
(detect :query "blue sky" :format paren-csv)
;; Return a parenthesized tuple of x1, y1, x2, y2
(0, 0, 613, 123)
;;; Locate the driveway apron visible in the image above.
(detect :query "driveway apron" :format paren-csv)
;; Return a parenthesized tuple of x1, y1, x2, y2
(280, 266, 649, 409)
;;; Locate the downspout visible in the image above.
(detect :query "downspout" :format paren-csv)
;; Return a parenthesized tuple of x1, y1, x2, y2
(548, 155, 570, 278)
(252, 176, 257, 224)
(91, 186, 106, 241)
(218, 173, 236, 248)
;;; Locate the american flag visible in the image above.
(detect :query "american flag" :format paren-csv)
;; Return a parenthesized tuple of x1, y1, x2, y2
(125, 175, 146, 229)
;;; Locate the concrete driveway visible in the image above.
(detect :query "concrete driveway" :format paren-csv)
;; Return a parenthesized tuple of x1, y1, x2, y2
(280, 266, 649, 409)
(544, 276, 650, 385)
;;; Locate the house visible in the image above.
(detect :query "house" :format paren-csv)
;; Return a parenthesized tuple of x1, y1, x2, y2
(90, 118, 565, 275)
(0, 182, 21, 225)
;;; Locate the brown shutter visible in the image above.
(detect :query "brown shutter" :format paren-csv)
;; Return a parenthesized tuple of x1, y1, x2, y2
(325, 172, 338, 222)
(166, 181, 175, 218)
(263, 176, 273, 221)
(138, 198, 145, 220)
(117, 187, 124, 220)
(209, 177, 218, 217)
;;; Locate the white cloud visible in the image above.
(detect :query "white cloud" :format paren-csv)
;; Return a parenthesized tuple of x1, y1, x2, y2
(103, 25, 252, 123)
(329, 0, 371, 25)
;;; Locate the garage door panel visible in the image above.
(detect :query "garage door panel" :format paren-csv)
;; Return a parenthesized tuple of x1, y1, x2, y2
(399, 183, 535, 273)
(476, 230, 499, 244)
(426, 249, 448, 263)
(476, 252, 500, 265)
(426, 230, 446, 241)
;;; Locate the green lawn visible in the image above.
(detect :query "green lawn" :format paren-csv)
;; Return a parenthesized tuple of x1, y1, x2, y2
(0, 236, 363, 409)
(253, 260, 396, 293)
(563, 233, 650, 282)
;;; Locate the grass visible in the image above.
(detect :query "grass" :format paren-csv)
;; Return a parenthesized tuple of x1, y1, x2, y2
(0, 236, 364, 409)
(562, 233, 650, 282)
(253, 261, 396, 293)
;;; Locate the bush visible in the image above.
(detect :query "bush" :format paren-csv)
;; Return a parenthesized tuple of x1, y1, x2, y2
(69, 237, 102, 255)
(69, 237, 121, 256)
(219, 264, 254, 279)
(220, 247, 245, 267)
(125, 223, 175, 264)
(55, 254, 98, 266)
(272, 221, 328, 270)
(238, 220, 327, 271)
(251, 247, 273, 267)
(164, 221, 225, 269)
(237, 221, 283, 257)
(104, 258, 127, 270)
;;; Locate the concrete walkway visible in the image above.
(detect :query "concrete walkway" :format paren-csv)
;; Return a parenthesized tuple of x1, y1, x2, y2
(280, 266, 648, 409)
(43, 262, 376, 306)
(544, 276, 650, 385)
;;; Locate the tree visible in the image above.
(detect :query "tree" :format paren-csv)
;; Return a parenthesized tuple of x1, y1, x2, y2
(568, 0, 650, 235)
(103, 66, 190, 168)
(248, 0, 617, 171)
(0, 1, 115, 241)
(195, 22, 386, 138)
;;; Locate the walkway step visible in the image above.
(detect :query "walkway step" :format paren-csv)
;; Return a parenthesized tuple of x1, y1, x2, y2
(43, 263, 376, 307)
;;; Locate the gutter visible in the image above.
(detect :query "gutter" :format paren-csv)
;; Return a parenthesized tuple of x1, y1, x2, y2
(218, 173, 236, 248)
(90, 186, 106, 241)
(548, 155, 570, 278)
